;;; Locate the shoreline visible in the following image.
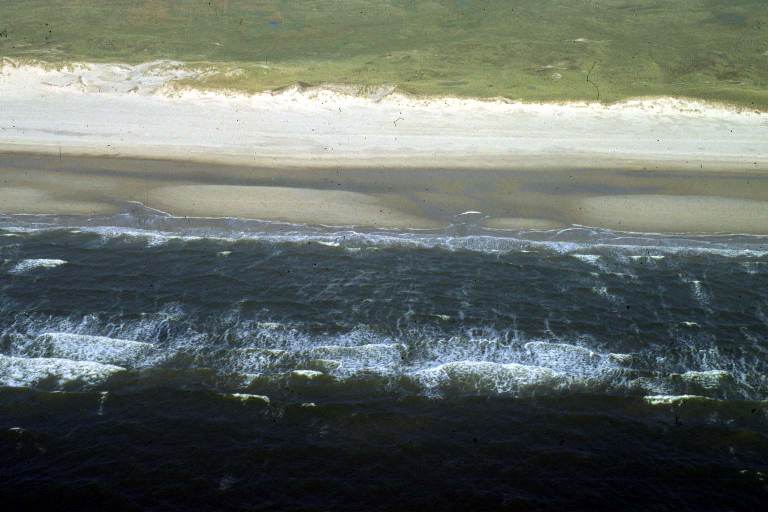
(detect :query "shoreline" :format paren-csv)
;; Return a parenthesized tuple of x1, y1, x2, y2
(2, 152, 768, 235)
(1, 61, 768, 234)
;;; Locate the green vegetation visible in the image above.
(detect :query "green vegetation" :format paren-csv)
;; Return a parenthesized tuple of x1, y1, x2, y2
(1, 0, 767, 108)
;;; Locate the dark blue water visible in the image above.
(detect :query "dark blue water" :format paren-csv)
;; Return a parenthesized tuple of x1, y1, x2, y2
(1, 223, 767, 510)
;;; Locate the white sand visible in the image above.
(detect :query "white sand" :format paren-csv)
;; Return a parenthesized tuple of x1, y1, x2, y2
(1, 61, 767, 170)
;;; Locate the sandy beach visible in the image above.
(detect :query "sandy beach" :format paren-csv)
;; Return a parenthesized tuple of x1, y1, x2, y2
(3, 152, 768, 234)
(3, 2, 768, 507)
(1, 61, 768, 233)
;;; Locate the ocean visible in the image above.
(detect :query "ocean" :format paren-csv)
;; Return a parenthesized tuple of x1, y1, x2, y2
(1, 214, 767, 510)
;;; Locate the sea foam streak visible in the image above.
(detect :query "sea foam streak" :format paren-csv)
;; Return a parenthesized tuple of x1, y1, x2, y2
(19, 333, 155, 367)
(0, 319, 753, 399)
(0, 224, 765, 397)
(9, 258, 67, 274)
(3, 222, 768, 258)
(0, 354, 124, 388)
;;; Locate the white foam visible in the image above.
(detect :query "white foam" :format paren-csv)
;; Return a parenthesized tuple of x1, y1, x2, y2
(0, 354, 125, 388)
(307, 343, 403, 374)
(291, 370, 325, 380)
(415, 361, 562, 395)
(630, 255, 666, 262)
(97, 391, 108, 415)
(591, 286, 611, 299)
(23, 333, 154, 366)
(230, 393, 270, 404)
(643, 394, 713, 405)
(1, 294, 764, 399)
(525, 342, 602, 375)
(572, 254, 601, 264)
(255, 322, 282, 330)
(9, 258, 66, 274)
(681, 277, 711, 305)
(675, 370, 733, 390)
(217, 348, 292, 374)
(5, 224, 768, 258)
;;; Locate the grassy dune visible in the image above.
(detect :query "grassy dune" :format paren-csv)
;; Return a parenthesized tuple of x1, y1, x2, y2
(1, 0, 767, 108)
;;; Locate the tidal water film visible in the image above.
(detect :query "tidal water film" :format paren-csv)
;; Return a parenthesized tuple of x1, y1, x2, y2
(1, 217, 767, 510)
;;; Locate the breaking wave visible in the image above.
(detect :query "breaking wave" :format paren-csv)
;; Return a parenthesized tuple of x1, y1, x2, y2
(1, 316, 763, 400)
(1, 223, 766, 403)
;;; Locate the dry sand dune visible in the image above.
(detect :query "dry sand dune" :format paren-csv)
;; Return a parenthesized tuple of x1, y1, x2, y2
(1, 61, 766, 170)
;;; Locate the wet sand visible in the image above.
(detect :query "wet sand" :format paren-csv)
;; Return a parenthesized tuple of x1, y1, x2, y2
(2, 153, 768, 234)
(145, 185, 441, 229)
(576, 195, 768, 234)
